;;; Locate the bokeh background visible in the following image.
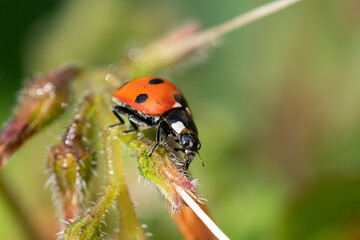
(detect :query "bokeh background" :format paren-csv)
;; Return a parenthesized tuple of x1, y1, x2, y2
(1, 0, 360, 239)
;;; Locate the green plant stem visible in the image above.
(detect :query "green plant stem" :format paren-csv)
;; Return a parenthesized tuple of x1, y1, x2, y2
(94, 95, 146, 240)
(63, 185, 117, 239)
(62, 81, 145, 239)
(123, 0, 300, 77)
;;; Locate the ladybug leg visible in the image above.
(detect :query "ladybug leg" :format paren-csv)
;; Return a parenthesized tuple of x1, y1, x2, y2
(105, 106, 126, 131)
(128, 115, 154, 128)
(112, 106, 133, 118)
(120, 119, 138, 134)
(122, 114, 155, 135)
(149, 120, 166, 157)
(112, 106, 147, 135)
(119, 122, 137, 135)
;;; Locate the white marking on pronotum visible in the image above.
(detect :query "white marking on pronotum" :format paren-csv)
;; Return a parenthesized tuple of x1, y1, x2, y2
(175, 187, 230, 240)
(185, 107, 191, 115)
(172, 102, 182, 108)
(171, 121, 186, 134)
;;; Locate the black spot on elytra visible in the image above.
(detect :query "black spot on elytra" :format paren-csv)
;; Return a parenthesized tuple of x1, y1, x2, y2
(173, 93, 187, 107)
(149, 78, 164, 85)
(135, 94, 148, 103)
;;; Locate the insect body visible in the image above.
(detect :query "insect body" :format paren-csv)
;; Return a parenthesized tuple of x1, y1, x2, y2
(111, 77, 202, 169)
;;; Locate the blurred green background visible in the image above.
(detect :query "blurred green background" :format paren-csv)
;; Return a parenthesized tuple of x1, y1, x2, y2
(1, 0, 360, 239)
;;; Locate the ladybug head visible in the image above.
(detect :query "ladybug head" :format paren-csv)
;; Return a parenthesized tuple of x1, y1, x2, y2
(179, 133, 202, 169)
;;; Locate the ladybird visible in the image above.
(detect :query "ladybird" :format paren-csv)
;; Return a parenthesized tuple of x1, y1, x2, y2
(109, 77, 203, 169)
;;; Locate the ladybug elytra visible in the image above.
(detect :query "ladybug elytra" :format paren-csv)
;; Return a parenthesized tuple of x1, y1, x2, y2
(109, 77, 202, 169)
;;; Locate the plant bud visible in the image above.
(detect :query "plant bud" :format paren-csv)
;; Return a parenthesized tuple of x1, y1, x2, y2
(0, 66, 80, 167)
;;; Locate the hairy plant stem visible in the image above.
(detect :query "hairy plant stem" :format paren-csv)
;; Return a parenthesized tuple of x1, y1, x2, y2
(62, 70, 145, 239)
(123, 0, 300, 77)
(94, 95, 146, 240)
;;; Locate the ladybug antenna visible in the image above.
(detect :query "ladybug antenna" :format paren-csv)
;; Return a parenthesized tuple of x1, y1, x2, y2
(198, 152, 205, 167)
